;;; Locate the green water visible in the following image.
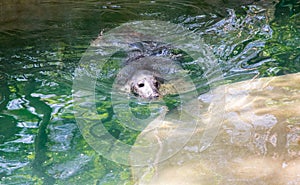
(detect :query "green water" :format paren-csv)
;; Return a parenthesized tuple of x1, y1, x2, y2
(0, 0, 299, 184)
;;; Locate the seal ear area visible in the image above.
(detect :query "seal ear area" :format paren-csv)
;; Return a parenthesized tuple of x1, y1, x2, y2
(154, 76, 165, 86)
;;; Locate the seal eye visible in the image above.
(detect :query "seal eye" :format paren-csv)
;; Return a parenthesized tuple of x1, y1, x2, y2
(138, 83, 144, 88)
(154, 81, 159, 88)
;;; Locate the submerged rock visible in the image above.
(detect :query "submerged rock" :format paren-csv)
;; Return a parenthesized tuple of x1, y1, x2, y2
(131, 72, 300, 185)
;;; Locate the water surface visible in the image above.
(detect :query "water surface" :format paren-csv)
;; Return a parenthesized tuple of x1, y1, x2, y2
(0, 0, 300, 184)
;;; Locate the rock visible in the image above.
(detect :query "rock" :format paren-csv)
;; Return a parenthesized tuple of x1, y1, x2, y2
(131, 72, 300, 185)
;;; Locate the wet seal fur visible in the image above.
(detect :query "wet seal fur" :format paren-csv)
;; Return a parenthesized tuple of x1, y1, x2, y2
(114, 41, 183, 100)
(129, 69, 162, 99)
(115, 55, 178, 100)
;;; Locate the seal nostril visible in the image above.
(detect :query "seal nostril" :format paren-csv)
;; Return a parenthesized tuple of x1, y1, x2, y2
(153, 93, 159, 98)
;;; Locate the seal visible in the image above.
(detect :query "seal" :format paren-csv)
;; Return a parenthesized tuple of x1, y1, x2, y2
(114, 41, 181, 100)
(129, 69, 162, 99)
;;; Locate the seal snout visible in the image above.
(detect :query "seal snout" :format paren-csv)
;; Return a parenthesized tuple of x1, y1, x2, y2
(130, 70, 163, 100)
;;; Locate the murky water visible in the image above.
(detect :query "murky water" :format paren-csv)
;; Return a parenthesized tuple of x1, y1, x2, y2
(0, 0, 300, 184)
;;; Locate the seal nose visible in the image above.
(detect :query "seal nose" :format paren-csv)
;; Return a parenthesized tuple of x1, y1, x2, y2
(152, 91, 160, 99)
